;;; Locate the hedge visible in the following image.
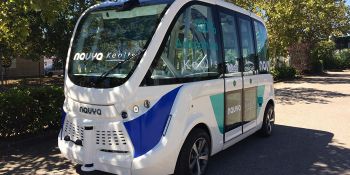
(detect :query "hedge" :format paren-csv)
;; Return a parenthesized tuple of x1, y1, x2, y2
(271, 65, 297, 80)
(0, 86, 64, 138)
(312, 41, 350, 71)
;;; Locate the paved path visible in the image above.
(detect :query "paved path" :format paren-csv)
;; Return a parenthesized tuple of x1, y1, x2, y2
(1, 71, 350, 175)
(208, 71, 350, 175)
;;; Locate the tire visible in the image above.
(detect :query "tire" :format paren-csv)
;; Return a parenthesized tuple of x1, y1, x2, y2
(259, 104, 275, 137)
(47, 72, 53, 77)
(175, 128, 211, 175)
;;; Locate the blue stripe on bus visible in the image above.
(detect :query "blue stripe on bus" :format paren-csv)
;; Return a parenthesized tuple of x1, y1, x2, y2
(124, 86, 182, 158)
(60, 108, 67, 140)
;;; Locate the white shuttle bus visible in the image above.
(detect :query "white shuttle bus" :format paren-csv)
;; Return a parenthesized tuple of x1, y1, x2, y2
(59, 0, 275, 174)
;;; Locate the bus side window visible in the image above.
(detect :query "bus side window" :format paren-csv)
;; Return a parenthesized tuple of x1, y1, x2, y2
(219, 12, 240, 75)
(147, 4, 220, 85)
(238, 17, 256, 74)
(254, 21, 269, 74)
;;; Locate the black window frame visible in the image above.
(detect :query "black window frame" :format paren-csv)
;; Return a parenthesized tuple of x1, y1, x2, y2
(236, 13, 259, 75)
(141, 1, 225, 86)
(67, 2, 173, 89)
(217, 6, 260, 77)
(253, 19, 270, 74)
(216, 7, 243, 77)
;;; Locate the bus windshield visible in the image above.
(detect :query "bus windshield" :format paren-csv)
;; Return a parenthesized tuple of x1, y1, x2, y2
(68, 3, 168, 88)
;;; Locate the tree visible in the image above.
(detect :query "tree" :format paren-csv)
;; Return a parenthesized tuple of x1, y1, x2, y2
(43, 0, 98, 63)
(228, 0, 350, 59)
(0, 0, 99, 63)
(0, 1, 69, 60)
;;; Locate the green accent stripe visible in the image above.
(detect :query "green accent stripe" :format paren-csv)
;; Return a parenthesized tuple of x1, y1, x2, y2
(257, 85, 266, 116)
(210, 93, 224, 134)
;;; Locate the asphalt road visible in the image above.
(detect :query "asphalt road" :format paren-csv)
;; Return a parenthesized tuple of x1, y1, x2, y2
(208, 70, 350, 175)
(1, 71, 350, 175)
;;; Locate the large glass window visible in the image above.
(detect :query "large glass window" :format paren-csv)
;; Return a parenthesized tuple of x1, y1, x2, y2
(254, 21, 269, 73)
(147, 4, 220, 84)
(238, 17, 256, 74)
(220, 12, 240, 75)
(68, 3, 169, 88)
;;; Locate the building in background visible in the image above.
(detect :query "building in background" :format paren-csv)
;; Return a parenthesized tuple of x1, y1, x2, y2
(44, 58, 53, 70)
(334, 36, 350, 50)
(4, 57, 44, 79)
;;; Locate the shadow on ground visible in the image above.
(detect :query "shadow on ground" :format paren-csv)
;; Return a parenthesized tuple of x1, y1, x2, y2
(275, 71, 350, 105)
(0, 137, 75, 175)
(207, 125, 350, 175)
(1, 125, 349, 175)
(275, 88, 350, 105)
(282, 72, 350, 85)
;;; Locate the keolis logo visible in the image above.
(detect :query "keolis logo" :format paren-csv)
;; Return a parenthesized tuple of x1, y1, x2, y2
(79, 107, 102, 115)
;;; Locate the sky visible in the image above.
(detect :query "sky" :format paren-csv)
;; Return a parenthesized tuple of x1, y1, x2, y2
(347, 0, 350, 6)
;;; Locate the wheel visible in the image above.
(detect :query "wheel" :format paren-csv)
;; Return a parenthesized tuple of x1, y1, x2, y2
(175, 128, 211, 175)
(260, 104, 275, 137)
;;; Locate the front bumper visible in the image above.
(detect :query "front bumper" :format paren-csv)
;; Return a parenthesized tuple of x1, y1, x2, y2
(58, 114, 180, 175)
(58, 115, 133, 175)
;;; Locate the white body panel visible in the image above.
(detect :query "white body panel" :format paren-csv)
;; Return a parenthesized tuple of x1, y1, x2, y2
(59, 0, 275, 175)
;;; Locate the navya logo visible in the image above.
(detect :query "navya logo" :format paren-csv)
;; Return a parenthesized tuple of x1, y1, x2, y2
(79, 107, 102, 116)
(73, 52, 104, 61)
(227, 105, 241, 115)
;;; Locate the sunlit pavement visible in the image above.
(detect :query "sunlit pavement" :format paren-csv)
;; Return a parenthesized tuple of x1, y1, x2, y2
(208, 70, 350, 175)
(1, 71, 350, 175)
(0, 136, 77, 175)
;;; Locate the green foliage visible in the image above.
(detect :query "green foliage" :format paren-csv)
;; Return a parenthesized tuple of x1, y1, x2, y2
(0, 0, 98, 62)
(228, 0, 350, 58)
(340, 49, 350, 68)
(312, 59, 324, 74)
(312, 41, 336, 61)
(44, 0, 99, 62)
(333, 49, 350, 69)
(1, 0, 349, 71)
(271, 65, 297, 80)
(0, 0, 69, 59)
(311, 41, 336, 70)
(311, 41, 350, 70)
(0, 86, 64, 138)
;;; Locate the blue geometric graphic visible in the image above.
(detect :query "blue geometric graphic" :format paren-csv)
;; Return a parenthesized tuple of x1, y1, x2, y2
(124, 86, 182, 157)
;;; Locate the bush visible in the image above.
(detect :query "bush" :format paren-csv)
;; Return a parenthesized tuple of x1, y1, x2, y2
(312, 60, 324, 74)
(311, 41, 350, 70)
(271, 65, 297, 80)
(334, 49, 350, 69)
(0, 86, 64, 138)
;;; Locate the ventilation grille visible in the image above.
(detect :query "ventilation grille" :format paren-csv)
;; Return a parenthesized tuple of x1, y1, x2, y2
(63, 120, 84, 142)
(96, 130, 127, 146)
(63, 117, 129, 153)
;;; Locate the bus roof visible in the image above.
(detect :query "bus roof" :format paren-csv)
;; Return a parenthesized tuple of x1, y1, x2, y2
(89, 0, 265, 26)
(93, 0, 175, 10)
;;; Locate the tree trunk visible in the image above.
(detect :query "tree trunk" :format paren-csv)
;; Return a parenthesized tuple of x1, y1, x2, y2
(0, 61, 3, 86)
(39, 60, 42, 85)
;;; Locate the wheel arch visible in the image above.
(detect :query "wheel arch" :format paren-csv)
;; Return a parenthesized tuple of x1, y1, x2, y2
(193, 123, 212, 148)
(174, 122, 213, 175)
(180, 122, 213, 155)
(267, 99, 275, 108)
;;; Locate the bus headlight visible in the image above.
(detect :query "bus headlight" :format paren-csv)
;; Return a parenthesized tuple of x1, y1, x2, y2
(133, 105, 139, 113)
